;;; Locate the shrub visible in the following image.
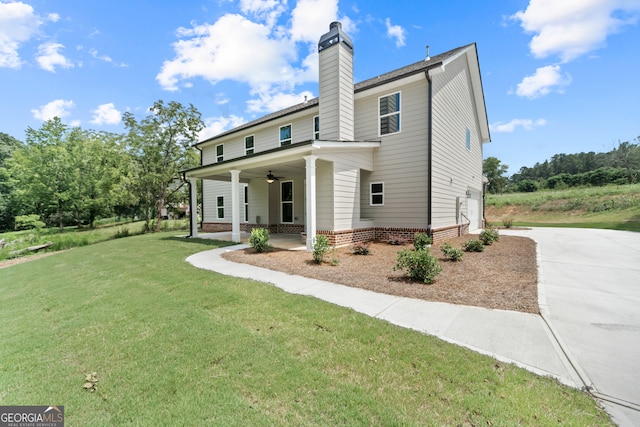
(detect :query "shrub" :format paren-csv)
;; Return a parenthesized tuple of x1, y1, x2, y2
(413, 233, 432, 251)
(249, 227, 272, 253)
(502, 217, 514, 228)
(441, 243, 464, 261)
(312, 235, 330, 264)
(463, 239, 485, 252)
(394, 248, 442, 284)
(479, 228, 500, 245)
(350, 242, 371, 255)
(114, 227, 130, 239)
(387, 235, 410, 245)
(14, 214, 45, 231)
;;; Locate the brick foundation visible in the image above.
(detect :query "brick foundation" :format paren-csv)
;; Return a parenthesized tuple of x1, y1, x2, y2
(201, 222, 473, 245)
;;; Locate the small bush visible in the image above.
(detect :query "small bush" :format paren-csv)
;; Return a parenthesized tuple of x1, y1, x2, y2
(114, 227, 130, 239)
(14, 214, 45, 231)
(413, 233, 432, 251)
(441, 243, 464, 261)
(249, 227, 272, 253)
(394, 248, 442, 284)
(350, 242, 370, 255)
(502, 217, 514, 228)
(463, 239, 485, 252)
(312, 235, 330, 264)
(387, 235, 410, 245)
(479, 228, 500, 245)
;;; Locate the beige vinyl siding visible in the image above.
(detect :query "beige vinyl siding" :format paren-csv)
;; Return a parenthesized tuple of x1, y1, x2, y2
(316, 160, 334, 230)
(248, 179, 269, 225)
(431, 53, 484, 230)
(202, 180, 232, 223)
(319, 44, 354, 141)
(356, 78, 430, 228)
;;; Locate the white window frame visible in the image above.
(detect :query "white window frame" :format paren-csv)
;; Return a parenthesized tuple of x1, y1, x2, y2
(243, 185, 249, 222)
(378, 91, 401, 136)
(215, 144, 224, 162)
(370, 182, 384, 206)
(244, 135, 255, 156)
(313, 115, 320, 140)
(280, 180, 294, 223)
(216, 195, 224, 219)
(279, 124, 292, 146)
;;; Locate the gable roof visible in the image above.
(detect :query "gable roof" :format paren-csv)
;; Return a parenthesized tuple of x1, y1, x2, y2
(196, 43, 484, 146)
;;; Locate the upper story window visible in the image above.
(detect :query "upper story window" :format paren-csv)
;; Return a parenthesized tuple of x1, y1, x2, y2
(215, 144, 224, 162)
(465, 128, 471, 151)
(279, 124, 292, 146)
(313, 116, 320, 140)
(245, 135, 254, 155)
(370, 182, 384, 206)
(379, 92, 400, 136)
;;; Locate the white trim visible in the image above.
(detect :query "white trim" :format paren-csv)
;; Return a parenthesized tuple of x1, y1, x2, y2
(370, 181, 384, 206)
(279, 124, 292, 146)
(280, 180, 294, 223)
(244, 135, 255, 155)
(216, 195, 224, 219)
(215, 143, 224, 162)
(378, 91, 401, 137)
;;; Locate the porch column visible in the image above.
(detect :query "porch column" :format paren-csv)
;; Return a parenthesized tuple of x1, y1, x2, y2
(304, 155, 318, 251)
(230, 169, 241, 243)
(189, 177, 198, 238)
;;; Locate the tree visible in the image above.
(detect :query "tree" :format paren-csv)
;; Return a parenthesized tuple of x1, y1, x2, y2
(0, 132, 24, 231)
(123, 100, 203, 231)
(483, 157, 509, 194)
(9, 118, 75, 230)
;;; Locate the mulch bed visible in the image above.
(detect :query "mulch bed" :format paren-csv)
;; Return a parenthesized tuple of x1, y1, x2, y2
(222, 235, 539, 314)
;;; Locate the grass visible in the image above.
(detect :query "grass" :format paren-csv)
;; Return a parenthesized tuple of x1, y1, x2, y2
(0, 219, 189, 261)
(486, 183, 640, 232)
(0, 232, 612, 425)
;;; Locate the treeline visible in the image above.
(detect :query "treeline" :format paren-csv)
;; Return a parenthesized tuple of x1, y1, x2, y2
(484, 138, 640, 193)
(0, 100, 203, 232)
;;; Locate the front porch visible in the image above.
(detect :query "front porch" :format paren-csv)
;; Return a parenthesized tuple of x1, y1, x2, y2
(196, 231, 307, 251)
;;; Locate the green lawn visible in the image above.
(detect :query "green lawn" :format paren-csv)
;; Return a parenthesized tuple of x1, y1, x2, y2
(0, 232, 612, 425)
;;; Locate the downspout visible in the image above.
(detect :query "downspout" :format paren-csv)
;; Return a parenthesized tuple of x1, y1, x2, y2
(425, 71, 434, 238)
(425, 64, 445, 238)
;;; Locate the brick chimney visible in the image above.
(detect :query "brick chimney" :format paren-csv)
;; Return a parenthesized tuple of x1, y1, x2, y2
(318, 21, 354, 141)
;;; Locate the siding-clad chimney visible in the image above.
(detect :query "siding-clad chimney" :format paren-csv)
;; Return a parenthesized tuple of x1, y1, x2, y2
(318, 21, 354, 141)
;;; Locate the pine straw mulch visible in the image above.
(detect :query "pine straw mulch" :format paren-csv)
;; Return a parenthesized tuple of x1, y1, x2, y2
(222, 234, 539, 314)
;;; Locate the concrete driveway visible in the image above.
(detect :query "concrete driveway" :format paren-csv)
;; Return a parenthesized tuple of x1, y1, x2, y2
(503, 228, 640, 426)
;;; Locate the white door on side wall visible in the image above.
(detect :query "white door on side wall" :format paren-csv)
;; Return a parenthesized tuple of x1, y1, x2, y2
(467, 190, 481, 232)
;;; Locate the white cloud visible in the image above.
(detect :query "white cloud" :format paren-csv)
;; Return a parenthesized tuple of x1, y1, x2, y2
(89, 48, 112, 63)
(0, 1, 42, 68)
(513, 65, 571, 98)
(198, 115, 247, 141)
(246, 90, 315, 114)
(290, 0, 339, 43)
(47, 12, 60, 22)
(36, 41, 74, 72)
(31, 99, 74, 121)
(385, 17, 406, 48)
(91, 103, 121, 125)
(512, 0, 640, 62)
(490, 118, 547, 133)
(157, 14, 300, 91)
(239, 0, 286, 28)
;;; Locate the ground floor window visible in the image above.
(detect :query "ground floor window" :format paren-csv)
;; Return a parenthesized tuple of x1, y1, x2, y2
(216, 196, 224, 219)
(243, 185, 249, 222)
(281, 181, 293, 223)
(370, 182, 384, 205)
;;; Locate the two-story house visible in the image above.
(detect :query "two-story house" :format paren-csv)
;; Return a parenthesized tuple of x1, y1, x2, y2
(184, 22, 490, 249)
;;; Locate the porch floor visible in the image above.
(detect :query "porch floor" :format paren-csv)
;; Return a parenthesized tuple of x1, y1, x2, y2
(195, 232, 307, 251)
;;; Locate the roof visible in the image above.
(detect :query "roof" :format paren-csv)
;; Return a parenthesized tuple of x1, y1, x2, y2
(196, 43, 476, 146)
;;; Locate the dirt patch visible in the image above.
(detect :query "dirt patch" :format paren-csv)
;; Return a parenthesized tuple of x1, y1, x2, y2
(222, 235, 539, 314)
(0, 251, 62, 269)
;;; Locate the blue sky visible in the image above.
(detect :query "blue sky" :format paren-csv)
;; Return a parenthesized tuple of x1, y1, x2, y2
(1, 0, 639, 175)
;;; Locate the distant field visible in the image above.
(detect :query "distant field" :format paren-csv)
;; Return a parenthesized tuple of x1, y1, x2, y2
(485, 184, 640, 232)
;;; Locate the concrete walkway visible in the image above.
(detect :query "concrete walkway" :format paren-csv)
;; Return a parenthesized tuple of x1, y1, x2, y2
(186, 227, 640, 426)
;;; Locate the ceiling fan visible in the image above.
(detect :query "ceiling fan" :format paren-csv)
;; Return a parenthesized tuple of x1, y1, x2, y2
(266, 170, 283, 184)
